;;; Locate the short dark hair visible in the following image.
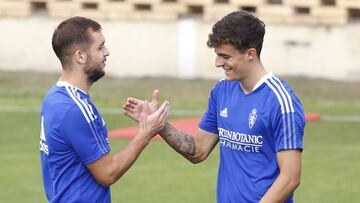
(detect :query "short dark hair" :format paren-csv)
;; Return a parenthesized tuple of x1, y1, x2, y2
(207, 11, 265, 57)
(52, 16, 102, 67)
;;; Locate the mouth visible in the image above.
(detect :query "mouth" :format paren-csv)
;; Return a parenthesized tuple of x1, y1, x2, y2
(223, 68, 231, 74)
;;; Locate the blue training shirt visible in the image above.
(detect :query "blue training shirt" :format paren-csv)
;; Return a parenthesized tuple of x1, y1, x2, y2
(199, 73, 305, 203)
(39, 81, 111, 203)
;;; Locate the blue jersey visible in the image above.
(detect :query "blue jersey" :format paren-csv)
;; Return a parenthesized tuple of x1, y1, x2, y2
(39, 81, 111, 203)
(199, 73, 305, 203)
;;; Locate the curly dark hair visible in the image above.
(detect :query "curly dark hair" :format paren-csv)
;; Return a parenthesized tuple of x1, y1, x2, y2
(52, 16, 102, 67)
(207, 11, 265, 57)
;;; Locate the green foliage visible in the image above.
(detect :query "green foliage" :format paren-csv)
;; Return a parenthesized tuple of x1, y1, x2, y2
(0, 71, 359, 202)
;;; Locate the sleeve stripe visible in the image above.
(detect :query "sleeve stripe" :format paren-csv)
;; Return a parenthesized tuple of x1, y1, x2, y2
(292, 113, 297, 148)
(87, 117, 108, 154)
(272, 76, 297, 148)
(265, 80, 289, 149)
(64, 85, 108, 154)
(264, 80, 286, 114)
(269, 77, 292, 113)
(265, 77, 297, 149)
(65, 86, 90, 123)
(70, 86, 95, 121)
(270, 77, 296, 149)
(272, 76, 295, 113)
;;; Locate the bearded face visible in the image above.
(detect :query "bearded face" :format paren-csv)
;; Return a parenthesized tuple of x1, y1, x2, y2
(84, 53, 106, 85)
(82, 30, 109, 85)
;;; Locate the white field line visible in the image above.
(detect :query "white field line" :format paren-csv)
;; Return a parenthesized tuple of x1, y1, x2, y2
(321, 115, 360, 122)
(0, 105, 204, 117)
(0, 105, 40, 113)
(1, 105, 360, 122)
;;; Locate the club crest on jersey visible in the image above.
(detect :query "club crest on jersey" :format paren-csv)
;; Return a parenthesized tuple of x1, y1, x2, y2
(248, 108, 257, 129)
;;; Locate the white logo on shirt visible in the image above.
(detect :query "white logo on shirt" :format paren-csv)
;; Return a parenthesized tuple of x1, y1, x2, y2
(39, 116, 49, 155)
(220, 108, 228, 118)
(249, 108, 257, 129)
(218, 127, 263, 153)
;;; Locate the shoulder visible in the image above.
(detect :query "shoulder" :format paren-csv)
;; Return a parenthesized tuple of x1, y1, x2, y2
(263, 75, 303, 114)
(42, 85, 90, 122)
(263, 75, 296, 97)
(43, 85, 74, 104)
(42, 86, 75, 113)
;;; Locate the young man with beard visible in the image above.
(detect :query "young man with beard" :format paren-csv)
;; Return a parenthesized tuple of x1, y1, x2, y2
(123, 11, 305, 203)
(39, 17, 170, 202)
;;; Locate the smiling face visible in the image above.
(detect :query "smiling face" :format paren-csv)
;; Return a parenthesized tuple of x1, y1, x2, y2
(214, 43, 251, 81)
(84, 30, 110, 84)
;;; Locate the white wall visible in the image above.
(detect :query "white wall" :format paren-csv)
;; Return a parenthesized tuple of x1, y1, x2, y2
(1, 18, 360, 81)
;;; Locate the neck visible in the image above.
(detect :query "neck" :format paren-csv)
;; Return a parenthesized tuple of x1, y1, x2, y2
(60, 69, 90, 94)
(240, 62, 267, 94)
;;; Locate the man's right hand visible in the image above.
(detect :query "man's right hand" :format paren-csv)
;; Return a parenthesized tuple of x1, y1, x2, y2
(123, 89, 160, 122)
(87, 96, 169, 187)
(137, 100, 169, 141)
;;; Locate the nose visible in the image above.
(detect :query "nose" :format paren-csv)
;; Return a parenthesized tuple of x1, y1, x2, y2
(215, 55, 224, 68)
(104, 46, 110, 57)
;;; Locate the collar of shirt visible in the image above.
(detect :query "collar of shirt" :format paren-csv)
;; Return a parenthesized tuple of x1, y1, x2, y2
(56, 81, 88, 95)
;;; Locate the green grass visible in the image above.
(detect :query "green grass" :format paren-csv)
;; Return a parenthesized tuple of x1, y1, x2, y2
(296, 121, 360, 203)
(0, 71, 359, 202)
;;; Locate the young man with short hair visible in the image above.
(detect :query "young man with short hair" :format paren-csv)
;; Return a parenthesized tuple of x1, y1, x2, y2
(123, 11, 305, 203)
(40, 16, 170, 202)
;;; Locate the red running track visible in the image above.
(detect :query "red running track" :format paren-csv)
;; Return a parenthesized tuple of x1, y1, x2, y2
(109, 113, 321, 141)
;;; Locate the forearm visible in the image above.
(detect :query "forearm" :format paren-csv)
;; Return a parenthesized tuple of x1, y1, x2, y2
(108, 133, 150, 184)
(259, 173, 300, 203)
(159, 122, 197, 161)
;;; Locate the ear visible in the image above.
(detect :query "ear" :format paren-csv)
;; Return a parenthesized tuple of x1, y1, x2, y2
(246, 48, 257, 61)
(74, 49, 87, 64)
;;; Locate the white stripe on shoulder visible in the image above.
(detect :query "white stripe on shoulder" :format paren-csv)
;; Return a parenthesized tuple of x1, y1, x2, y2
(252, 72, 273, 92)
(69, 87, 95, 122)
(64, 85, 107, 153)
(292, 113, 297, 148)
(265, 78, 291, 149)
(268, 77, 291, 113)
(272, 76, 295, 113)
(84, 99, 97, 120)
(265, 76, 297, 149)
(264, 80, 285, 114)
(64, 85, 90, 123)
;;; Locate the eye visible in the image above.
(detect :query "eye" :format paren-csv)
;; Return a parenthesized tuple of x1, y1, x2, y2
(219, 54, 230, 60)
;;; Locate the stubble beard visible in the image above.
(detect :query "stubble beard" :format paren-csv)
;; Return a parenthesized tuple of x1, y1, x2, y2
(86, 67, 105, 85)
(84, 60, 105, 85)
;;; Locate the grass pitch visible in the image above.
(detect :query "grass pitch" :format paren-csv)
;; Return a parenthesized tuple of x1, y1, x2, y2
(0, 71, 359, 203)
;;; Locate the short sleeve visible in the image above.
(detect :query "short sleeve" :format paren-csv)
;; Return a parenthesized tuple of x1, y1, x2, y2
(199, 84, 219, 134)
(272, 95, 306, 152)
(60, 105, 109, 165)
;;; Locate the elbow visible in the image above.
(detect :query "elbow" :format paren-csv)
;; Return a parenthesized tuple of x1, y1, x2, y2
(96, 176, 117, 187)
(94, 170, 121, 187)
(293, 178, 301, 189)
(188, 152, 207, 164)
(288, 176, 301, 191)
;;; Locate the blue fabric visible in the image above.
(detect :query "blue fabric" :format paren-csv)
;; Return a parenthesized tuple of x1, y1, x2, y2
(40, 82, 111, 203)
(199, 75, 305, 203)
